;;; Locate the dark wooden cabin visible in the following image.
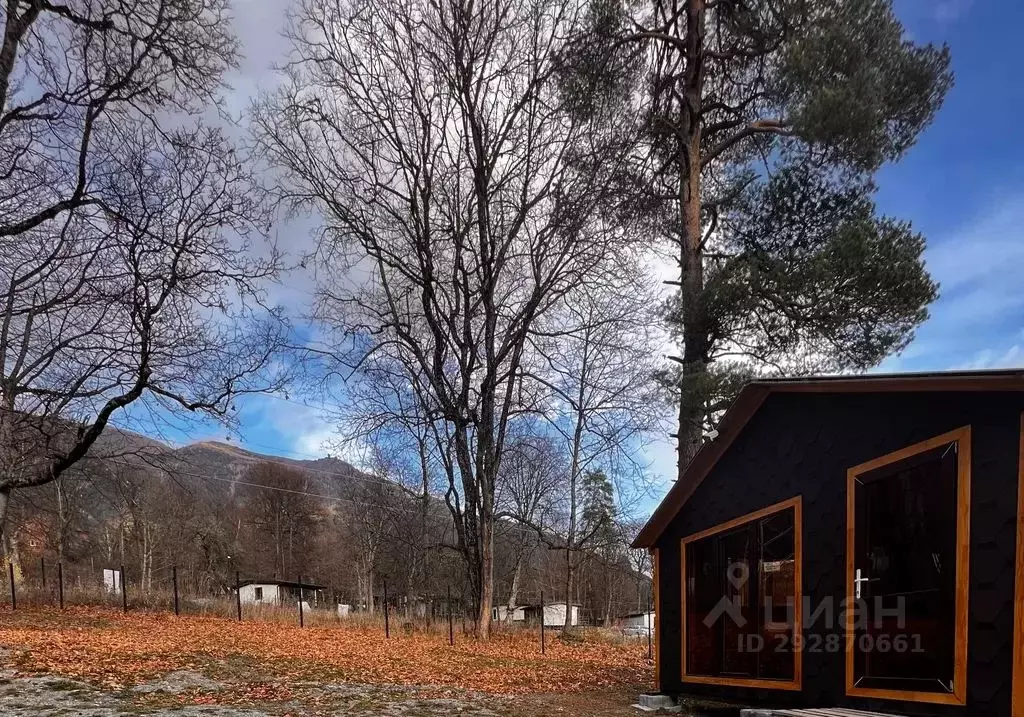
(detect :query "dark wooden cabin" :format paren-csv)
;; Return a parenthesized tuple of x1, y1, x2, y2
(632, 370, 1024, 717)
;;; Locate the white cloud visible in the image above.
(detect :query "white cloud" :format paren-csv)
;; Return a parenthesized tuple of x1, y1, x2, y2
(292, 422, 339, 457)
(881, 192, 1024, 372)
(924, 200, 1024, 294)
(235, 394, 338, 460)
(957, 336, 1024, 371)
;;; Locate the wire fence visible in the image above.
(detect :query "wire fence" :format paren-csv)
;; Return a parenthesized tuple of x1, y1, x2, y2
(2, 559, 655, 656)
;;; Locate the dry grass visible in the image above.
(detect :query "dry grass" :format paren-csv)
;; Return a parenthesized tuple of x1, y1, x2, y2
(0, 606, 653, 696)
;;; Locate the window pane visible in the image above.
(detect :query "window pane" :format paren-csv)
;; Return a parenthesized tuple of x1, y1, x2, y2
(757, 510, 796, 680)
(686, 536, 719, 675)
(683, 505, 798, 682)
(721, 524, 757, 677)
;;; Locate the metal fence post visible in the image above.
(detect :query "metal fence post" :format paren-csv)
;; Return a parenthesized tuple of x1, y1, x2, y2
(447, 585, 454, 646)
(57, 562, 64, 610)
(172, 566, 180, 616)
(40, 557, 46, 588)
(120, 565, 127, 612)
(235, 571, 242, 621)
(383, 580, 389, 638)
(297, 574, 304, 628)
(540, 590, 545, 655)
(8, 563, 15, 610)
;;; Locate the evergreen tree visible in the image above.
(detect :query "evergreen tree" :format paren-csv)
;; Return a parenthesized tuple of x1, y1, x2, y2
(566, 0, 952, 474)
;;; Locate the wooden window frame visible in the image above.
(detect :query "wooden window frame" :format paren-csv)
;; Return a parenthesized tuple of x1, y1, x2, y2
(680, 496, 803, 691)
(1013, 413, 1024, 717)
(844, 426, 971, 706)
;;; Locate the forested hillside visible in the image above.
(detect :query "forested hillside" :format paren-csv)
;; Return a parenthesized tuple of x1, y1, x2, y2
(4, 431, 651, 624)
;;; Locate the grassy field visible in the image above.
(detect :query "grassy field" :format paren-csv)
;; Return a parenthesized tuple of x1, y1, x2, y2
(0, 606, 656, 715)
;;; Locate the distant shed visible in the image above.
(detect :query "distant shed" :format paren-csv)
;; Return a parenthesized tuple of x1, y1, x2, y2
(492, 605, 526, 622)
(237, 579, 325, 607)
(523, 602, 580, 627)
(620, 610, 655, 630)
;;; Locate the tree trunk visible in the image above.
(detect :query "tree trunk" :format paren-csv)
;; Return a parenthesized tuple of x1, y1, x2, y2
(418, 440, 431, 610)
(565, 384, 585, 632)
(564, 549, 575, 631)
(365, 566, 375, 615)
(140, 526, 147, 592)
(675, 0, 708, 477)
(0, 486, 10, 561)
(505, 553, 523, 624)
(275, 509, 284, 579)
(476, 519, 493, 638)
(604, 565, 613, 626)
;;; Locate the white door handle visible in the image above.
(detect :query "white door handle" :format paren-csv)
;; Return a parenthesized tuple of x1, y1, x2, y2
(854, 568, 877, 599)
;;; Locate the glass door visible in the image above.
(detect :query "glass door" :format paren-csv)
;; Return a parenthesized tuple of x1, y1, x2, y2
(850, 441, 959, 696)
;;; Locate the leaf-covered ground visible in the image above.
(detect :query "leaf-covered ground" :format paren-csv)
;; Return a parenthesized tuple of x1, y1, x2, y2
(0, 607, 653, 712)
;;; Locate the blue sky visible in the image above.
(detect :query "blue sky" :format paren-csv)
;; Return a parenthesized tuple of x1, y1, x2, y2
(127, 0, 1024, 505)
(873, 0, 1024, 372)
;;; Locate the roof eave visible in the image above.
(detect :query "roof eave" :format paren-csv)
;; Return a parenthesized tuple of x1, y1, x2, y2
(631, 369, 1024, 549)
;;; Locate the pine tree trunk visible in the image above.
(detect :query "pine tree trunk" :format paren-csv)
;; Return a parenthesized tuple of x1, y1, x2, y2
(675, 0, 708, 476)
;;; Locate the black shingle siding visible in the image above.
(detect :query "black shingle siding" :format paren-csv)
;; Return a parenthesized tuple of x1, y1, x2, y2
(655, 391, 1023, 717)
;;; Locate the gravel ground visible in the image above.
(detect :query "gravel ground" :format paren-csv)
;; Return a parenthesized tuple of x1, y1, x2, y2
(0, 668, 508, 717)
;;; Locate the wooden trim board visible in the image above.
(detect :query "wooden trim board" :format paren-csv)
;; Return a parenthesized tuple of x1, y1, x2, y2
(680, 496, 803, 691)
(1013, 413, 1024, 717)
(844, 426, 971, 706)
(652, 547, 661, 691)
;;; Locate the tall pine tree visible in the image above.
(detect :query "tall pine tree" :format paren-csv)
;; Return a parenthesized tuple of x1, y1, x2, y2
(566, 0, 952, 475)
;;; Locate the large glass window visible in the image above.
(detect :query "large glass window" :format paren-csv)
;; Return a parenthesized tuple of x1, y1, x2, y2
(684, 500, 800, 684)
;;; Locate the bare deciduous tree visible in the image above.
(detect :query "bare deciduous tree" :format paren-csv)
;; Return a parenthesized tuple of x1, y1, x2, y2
(495, 432, 563, 621)
(254, 0, 644, 636)
(0, 0, 235, 239)
(520, 280, 662, 629)
(242, 462, 321, 580)
(0, 123, 287, 551)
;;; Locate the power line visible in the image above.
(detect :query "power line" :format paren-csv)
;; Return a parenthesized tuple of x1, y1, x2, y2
(106, 458, 551, 538)
(107, 457, 429, 517)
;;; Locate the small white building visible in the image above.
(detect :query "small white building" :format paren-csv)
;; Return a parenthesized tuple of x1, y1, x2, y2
(237, 579, 324, 609)
(102, 568, 121, 593)
(524, 602, 580, 627)
(620, 610, 655, 630)
(492, 605, 526, 622)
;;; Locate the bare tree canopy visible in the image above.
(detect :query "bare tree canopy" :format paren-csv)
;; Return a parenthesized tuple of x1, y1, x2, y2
(0, 0, 289, 547)
(253, 0, 651, 637)
(522, 278, 663, 629)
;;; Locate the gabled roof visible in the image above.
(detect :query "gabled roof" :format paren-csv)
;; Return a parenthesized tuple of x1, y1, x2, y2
(632, 369, 1024, 549)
